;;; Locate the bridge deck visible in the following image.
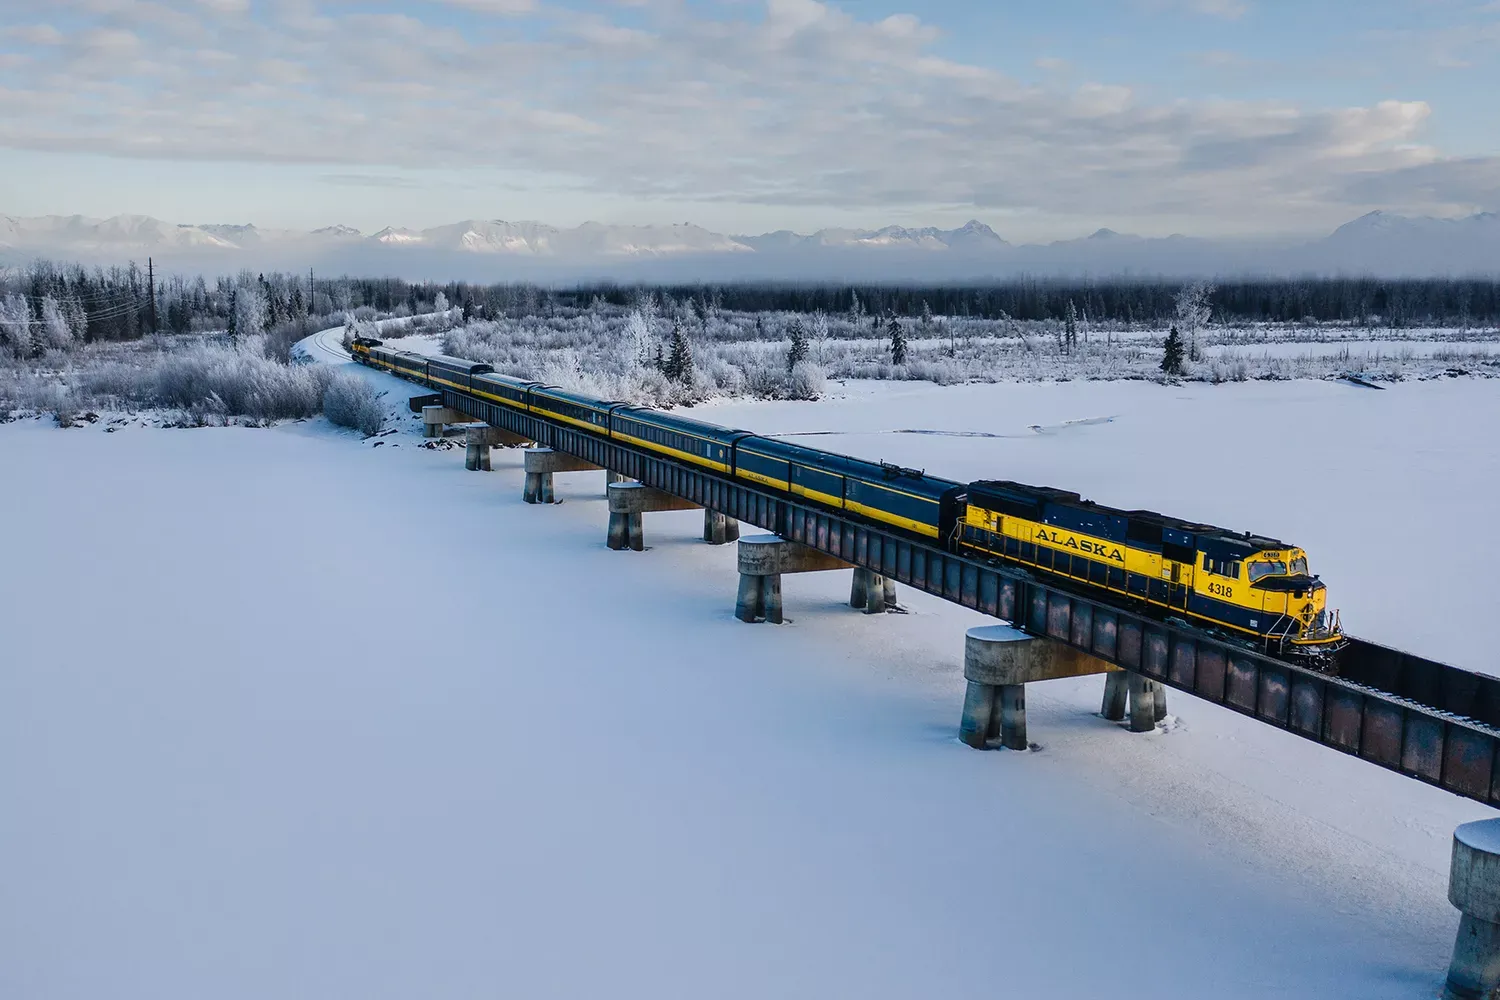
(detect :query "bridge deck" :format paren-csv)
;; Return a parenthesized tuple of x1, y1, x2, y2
(443, 386, 1500, 809)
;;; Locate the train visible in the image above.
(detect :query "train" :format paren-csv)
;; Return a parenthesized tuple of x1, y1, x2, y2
(351, 337, 1345, 660)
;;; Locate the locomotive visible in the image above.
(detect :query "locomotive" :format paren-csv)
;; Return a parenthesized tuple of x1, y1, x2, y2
(351, 337, 1344, 659)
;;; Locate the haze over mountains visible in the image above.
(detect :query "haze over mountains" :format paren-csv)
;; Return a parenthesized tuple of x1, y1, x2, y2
(1, 211, 1496, 280)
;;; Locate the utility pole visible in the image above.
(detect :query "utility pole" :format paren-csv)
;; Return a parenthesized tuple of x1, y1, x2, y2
(147, 257, 158, 333)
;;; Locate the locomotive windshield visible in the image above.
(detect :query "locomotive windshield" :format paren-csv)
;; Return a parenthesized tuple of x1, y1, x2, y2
(1290, 556, 1309, 576)
(1248, 560, 1287, 582)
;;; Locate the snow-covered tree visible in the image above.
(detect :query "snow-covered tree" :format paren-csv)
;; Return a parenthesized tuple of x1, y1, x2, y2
(0, 293, 33, 358)
(232, 282, 268, 340)
(39, 295, 72, 350)
(1175, 280, 1213, 362)
(887, 311, 907, 365)
(63, 297, 88, 343)
(786, 317, 809, 372)
(434, 291, 449, 313)
(810, 310, 830, 363)
(847, 290, 864, 327)
(665, 321, 693, 382)
(624, 307, 654, 368)
(1161, 326, 1186, 376)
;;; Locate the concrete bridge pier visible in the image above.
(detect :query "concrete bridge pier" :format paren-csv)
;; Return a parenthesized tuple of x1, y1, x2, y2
(421, 405, 467, 439)
(1100, 669, 1167, 731)
(523, 447, 603, 504)
(465, 426, 529, 471)
(734, 535, 852, 624)
(849, 567, 897, 614)
(606, 482, 701, 551)
(959, 625, 1117, 750)
(1445, 820, 1500, 999)
(703, 510, 740, 545)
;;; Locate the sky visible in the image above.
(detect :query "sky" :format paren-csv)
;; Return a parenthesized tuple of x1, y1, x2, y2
(0, 0, 1498, 242)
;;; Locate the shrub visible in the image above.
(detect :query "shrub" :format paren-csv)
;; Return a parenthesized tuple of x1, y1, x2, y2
(788, 360, 827, 400)
(323, 370, 384, 435)
(147, 336, 331, 420)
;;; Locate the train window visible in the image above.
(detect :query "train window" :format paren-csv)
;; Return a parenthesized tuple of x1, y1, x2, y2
(1248, 560, 1287, 582)
(1290, 556, 1308, 576)
(1203, 556, 1242, 578)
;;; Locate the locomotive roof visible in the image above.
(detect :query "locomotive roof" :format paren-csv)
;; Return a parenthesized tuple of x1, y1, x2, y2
(969, 479, 1289, 552)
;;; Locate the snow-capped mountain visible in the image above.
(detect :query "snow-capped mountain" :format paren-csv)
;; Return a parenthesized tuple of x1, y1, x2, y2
(0, 214, 237, 251)
(1307, 210, 1500, 274)
(733, 220, 1007, 254)
(0, 210, 1495, 278)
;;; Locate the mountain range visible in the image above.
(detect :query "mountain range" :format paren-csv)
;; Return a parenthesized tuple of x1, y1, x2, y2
(1, 211, 1496, 279)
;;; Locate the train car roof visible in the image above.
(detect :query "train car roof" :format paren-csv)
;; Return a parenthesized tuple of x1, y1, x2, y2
(613, 405, 751, 439)
(971, 479, 1287, 550)
(745, 435, 964, 493)
(530, 385, 624, 409)
(472, 371, 540, 388)
(426, 354, 494, 373)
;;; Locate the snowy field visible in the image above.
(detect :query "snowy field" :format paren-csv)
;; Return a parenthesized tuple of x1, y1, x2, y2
(2, 353, 1497, 999)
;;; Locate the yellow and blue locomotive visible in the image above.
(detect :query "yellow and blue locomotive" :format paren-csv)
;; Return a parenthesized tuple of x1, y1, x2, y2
(953, 481, 1342, 657)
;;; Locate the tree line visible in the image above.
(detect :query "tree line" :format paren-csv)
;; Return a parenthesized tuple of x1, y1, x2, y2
(437, 276, 1500, 328)
(5, 261, 1499, 358)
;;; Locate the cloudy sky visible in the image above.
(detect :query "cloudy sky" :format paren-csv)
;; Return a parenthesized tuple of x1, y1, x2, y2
(1, 0, 1497, 241)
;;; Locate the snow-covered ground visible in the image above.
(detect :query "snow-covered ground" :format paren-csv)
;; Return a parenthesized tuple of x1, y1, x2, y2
(2, 350, 1496, 999)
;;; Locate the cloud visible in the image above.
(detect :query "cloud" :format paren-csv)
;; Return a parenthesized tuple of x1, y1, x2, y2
(1191, 0, 1248, 18)
(1141, 0, 1249, 19)
(1193, 49, 1253, 69)
(438, 0, 538, 13)
(0, 0, 1489, 232)
(320, 173, 425, 189)
(5, 24, 65, 45)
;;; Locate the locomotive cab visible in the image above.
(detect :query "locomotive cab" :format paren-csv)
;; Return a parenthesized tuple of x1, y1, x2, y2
(1235, 547, 1344, 655)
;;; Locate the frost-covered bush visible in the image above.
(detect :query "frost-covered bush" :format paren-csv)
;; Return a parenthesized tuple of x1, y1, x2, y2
(323, 370, 383, 435)
(146, 335, 330, 419)
(787, 360, 827, 400)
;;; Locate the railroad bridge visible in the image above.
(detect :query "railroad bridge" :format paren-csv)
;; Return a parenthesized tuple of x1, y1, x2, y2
(432, 385, 1500, 810)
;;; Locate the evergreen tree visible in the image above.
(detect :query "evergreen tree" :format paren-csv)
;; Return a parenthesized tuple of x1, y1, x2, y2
(226, 288, 238, 341)
(847, 290, 864, 326)
(1064, 300, 1078, 354)
(666, 321, 693, 382)
(786, 317, 808, 372)
(653, 343, 665, 372)
(1161, 325, 1186, 376)
(887, 311, 908, 365)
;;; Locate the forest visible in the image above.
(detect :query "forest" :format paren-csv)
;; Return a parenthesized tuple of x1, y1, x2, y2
(2, 260, 1500, 361)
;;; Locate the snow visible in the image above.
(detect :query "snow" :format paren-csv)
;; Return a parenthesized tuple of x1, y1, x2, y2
(1456, 819, 1500, 856)
(968, 623, 1029, 643)
(2, 356, 1497, 999)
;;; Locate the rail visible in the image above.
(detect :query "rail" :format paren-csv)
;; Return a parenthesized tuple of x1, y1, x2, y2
(438, 384, 1500, 809)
